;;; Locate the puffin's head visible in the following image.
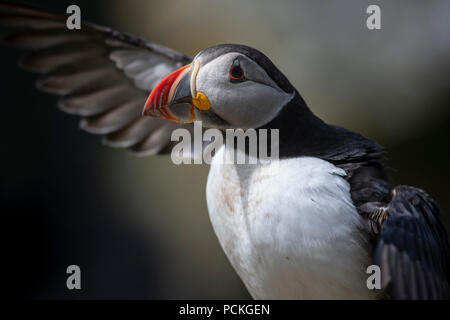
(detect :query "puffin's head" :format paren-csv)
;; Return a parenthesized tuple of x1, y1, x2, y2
(143, 44, 295, 129)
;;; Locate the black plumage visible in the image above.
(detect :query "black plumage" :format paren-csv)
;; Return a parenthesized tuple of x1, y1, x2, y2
(373, 186, 450, 299)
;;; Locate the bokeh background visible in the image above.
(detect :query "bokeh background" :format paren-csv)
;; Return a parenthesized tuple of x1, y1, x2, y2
(1, 0, 449, 299)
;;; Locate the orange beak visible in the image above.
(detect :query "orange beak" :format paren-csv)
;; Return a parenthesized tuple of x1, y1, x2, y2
(142, 64, 191, 121)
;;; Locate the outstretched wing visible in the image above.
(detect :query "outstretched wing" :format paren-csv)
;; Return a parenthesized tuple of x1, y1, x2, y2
(0, 1, 193, 156)
(373, 186, 450, 299)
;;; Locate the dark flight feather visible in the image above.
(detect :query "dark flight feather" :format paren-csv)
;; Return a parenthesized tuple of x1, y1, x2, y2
(364, 186, 450, 299)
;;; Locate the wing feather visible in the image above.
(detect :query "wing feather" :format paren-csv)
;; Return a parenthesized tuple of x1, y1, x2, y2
(79, 97, 146, 135)
(373, 186, 450, 299)
(1, 1, 193, 155)
(103, 117, 166, 148)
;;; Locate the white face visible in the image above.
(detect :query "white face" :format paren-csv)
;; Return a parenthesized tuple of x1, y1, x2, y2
(194, 52, 294, 129)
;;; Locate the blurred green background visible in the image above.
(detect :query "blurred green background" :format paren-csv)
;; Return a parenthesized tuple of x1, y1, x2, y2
(2, 0, 449, 299)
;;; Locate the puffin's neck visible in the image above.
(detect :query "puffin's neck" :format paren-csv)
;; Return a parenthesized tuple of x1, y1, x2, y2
(260, 91, 382, 161)
(260, 92, 337, 159)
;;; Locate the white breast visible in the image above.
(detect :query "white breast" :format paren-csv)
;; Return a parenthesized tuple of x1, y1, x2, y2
(206, 145, 376, 299)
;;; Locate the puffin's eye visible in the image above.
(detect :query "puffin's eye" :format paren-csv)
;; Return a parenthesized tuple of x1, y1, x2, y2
(229, 60, 245, 83)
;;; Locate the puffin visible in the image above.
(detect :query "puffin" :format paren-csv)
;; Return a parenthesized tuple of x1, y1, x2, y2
(1, 2, 449, 299)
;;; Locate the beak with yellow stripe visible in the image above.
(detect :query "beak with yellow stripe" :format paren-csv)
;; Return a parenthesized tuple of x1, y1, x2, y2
(142, 60, 210, 123)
